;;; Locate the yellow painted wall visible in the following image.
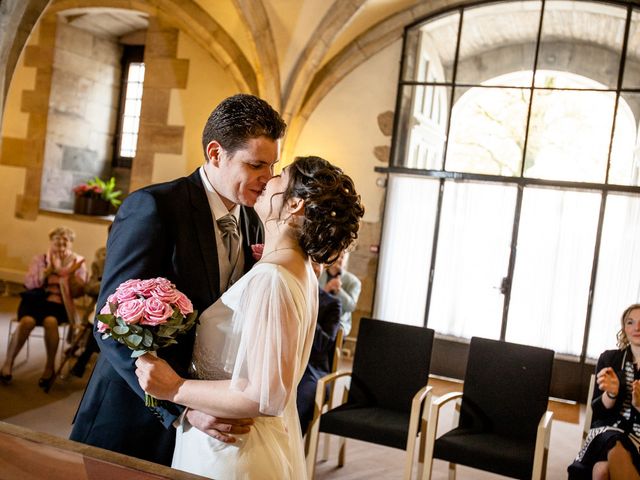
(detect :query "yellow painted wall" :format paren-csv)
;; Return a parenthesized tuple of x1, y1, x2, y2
(152, 30, 238, 183)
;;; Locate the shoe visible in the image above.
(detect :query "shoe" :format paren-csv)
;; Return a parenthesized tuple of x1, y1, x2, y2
(38, 375, 54, 392)
(0, 373, 11, 384)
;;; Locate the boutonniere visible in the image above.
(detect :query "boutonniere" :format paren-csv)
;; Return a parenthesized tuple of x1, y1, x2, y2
(250, 243, 264, 261)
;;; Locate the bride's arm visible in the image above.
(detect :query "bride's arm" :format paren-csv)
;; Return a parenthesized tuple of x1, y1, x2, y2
(135, 268, 303, 419)
(135, 354, 263, 418)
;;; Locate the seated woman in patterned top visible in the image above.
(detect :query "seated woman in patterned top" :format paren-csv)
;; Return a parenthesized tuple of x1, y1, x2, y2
(0, 227, 87, 390)
(568, 303, 640, 480)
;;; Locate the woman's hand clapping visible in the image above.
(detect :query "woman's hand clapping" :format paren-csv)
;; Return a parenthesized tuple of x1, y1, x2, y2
(596, 367, 619, 404)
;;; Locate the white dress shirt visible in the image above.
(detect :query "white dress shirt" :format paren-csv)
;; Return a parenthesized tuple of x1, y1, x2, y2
(199, 166, 244, 290)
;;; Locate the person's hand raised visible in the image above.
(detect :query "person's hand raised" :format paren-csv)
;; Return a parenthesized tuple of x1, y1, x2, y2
(596, 367, 619, 398)
(58, 258, 85, 277)
(324, 277, 342, 295)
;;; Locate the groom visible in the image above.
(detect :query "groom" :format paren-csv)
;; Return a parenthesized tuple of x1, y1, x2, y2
(70, 94, 286, 465)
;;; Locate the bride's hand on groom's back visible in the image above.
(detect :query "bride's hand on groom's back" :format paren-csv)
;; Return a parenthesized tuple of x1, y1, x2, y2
(135, 354, 254, 443)
(185, 409, 254, 443)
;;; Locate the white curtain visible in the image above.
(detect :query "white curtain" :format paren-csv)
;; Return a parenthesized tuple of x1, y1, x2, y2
(588, 193, 640, 358)
(506, 187, 601, 355)
(428, 181, 516, 339)
(373, 175, 439, 326)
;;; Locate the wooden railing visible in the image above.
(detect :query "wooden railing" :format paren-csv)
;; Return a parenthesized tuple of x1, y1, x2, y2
(0, 421, 207, 479)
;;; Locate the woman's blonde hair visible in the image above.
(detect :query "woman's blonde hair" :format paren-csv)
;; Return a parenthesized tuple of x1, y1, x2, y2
(617, 303, 640, 349)
(48, 226, 75, 242)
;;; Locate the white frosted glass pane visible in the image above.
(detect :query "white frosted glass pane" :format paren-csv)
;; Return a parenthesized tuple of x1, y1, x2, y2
(507, 187, 600, 355)
(373, 175, 439, 326)
(429, 181, 517, 339)
(588, 194, 640, 358)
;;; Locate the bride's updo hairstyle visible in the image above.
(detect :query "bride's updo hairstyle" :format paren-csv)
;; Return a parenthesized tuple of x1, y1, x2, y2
(281, 156, 364, 264)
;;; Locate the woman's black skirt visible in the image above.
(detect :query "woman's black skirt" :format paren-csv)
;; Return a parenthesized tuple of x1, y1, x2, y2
(17, 297, 68, 326)
(568, 429, 640, 478)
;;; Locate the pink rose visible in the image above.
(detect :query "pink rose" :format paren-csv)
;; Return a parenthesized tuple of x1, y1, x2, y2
(153, 277, 173, 288)
(133, 278, 159, 296)
(117, 279, 141, 290)
(174, 292, 193, 315)
(97, 321, 109, 333)
(115, 286, 137, 302)
(116, 298, 145, 324)
(99, 294, 117, 315)
(142, 297, 173, 326)
(251, 243, 264, 261)
(151, 283, 180, 303)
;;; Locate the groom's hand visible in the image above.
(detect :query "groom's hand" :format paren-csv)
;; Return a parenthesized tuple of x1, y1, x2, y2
(185, 409, 254, 443)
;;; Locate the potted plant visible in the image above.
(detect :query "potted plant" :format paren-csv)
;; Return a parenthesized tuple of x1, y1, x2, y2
(73, 177, 122, 216)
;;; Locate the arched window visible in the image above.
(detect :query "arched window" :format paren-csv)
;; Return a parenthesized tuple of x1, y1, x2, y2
(375, 0, 640, 368)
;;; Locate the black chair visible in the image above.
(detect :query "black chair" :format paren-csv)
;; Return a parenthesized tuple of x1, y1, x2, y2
(422, 337, 555, 480)
(306, 318, 435, 480)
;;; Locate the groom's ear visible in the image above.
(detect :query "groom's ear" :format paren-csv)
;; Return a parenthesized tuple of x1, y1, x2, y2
(206, 141, 224, 167)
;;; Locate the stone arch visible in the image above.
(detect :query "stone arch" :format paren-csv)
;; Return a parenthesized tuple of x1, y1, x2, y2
(281, 1, 443, 161)
(0, 0, 50, 133)
(232, 0, 280, 110)
(281, 0, 367, 124)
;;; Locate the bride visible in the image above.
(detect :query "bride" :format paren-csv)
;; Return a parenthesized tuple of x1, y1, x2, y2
(135, 155, 364, 479)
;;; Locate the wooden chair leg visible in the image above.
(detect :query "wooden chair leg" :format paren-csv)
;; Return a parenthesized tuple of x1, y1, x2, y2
(416, 425, 427, 479)
(337, 436, 346, 467)
(321, 433, 330, 461)
(306, 416, 321, 479)
(448, 463, 456, 480)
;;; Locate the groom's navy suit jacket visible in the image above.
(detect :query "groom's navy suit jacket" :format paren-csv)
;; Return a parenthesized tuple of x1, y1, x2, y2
(69, 170, 263, 465)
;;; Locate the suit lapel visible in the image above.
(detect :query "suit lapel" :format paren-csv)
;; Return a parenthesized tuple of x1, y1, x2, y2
(187, 170, 221, 300)
(239, 206, 264, 272)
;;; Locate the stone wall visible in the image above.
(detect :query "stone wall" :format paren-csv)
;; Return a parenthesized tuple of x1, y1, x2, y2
(348, 220, 382, 340)
(40, 20, 121, 211)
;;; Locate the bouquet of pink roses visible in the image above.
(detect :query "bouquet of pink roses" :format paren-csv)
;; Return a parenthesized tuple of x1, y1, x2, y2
(96, 277, 198, 406)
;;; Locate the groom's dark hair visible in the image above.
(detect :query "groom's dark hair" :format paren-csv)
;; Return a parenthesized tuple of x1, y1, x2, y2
(202, 94, 286, 157)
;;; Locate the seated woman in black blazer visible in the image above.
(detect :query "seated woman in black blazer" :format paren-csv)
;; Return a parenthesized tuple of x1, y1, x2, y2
(568, 303, 640, 480)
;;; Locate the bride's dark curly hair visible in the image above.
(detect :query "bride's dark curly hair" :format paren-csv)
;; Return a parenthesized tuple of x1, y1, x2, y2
(281, 156, 364, 264)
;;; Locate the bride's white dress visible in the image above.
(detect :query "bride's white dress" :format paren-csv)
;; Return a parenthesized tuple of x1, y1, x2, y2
(172, 262, 318, 479)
